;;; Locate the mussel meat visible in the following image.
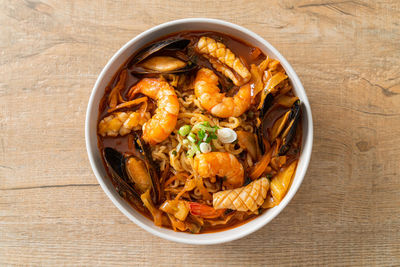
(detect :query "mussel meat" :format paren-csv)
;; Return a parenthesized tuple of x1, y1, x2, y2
(129, 38, 196, 74)
(103, 134, 161, 204)
(257, 94, 301, 156)
(103, 147, 141, 200)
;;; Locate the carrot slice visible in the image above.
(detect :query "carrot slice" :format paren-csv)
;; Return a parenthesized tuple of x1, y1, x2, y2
(250, 149, 273, 180)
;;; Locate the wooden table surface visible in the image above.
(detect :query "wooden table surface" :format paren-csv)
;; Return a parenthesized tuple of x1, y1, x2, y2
(1, 0, 399, 266)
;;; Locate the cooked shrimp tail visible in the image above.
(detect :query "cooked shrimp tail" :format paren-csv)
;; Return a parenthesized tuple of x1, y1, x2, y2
(188, 202, 225, 219)
(194, 152, 244, 189)
(128, 78, 180, 145)
(194, 68, 251, 118)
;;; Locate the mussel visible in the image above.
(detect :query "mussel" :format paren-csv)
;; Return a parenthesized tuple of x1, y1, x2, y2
(260, 93, 274, 118)
(257, 94, 301, 156)
(129, 38, 196, 74)
(257, 93, 274, 154)
(103, 134, 161, 204)
(278, 100, 300, 155)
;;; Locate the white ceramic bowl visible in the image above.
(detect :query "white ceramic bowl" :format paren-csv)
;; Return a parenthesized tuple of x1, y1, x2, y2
(86, 18, 313, 245)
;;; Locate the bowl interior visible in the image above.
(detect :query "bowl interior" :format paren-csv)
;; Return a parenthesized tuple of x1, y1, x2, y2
(86, 18, 313, 245)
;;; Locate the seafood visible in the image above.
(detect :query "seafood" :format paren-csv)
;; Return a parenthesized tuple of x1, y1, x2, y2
(97, 31, 303, 233)
(128, 78, 180, 145)
(103, 134, 161, 204)
(264, 100, 301, 156)
(193, 152, 244, 189)
(204, 55, 242, 86)
(213, 177, 269, 212)
(188, 202, 225, 219)
(196, 36, 251, 85)
(279, 100, 301, 155)
(129, 38, 196, 74)
(194, 68, 251, 118)
(140, 56, 186, 73)
(98, 111, 150, 137)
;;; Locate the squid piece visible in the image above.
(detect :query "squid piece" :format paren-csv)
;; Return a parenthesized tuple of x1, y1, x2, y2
(98, 111, 150, 137)
(196, 36, 251, 85)
(205, 55, 241, 86)
(213, 178, 269, 212)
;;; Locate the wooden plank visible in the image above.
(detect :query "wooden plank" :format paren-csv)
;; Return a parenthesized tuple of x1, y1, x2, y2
(1, 0, 399, 265)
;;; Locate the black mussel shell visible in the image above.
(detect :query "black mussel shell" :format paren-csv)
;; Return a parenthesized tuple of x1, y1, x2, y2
(257, 94, 274, 154)
(104, 147, 125, 181)
(257, 126, 266, 155)
(260, 93, 274, 118)
(103, 147, 141, 200)
(133, 133, 161, 204)
(279, 100, 301, 155)
(130, 38, 191, 66)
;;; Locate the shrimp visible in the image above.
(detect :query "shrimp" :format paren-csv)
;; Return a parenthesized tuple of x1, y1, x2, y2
(188, 202, 225, 219)
(213, 178, 269, 212)
(193, 152, 244, 189)
(196, 36, 251, 86)
(98, 111, 150, 137)
(128, 78, 179, 145)
(194, 68, 251, 118)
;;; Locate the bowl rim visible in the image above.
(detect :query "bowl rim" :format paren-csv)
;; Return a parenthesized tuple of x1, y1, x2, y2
(85, 18, 313, 245)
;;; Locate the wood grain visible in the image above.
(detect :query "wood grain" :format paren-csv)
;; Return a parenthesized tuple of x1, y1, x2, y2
(1, 0, 399, 266)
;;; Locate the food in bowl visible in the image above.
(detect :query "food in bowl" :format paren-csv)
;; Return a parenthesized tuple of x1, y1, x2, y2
(96, 31, 302, 234)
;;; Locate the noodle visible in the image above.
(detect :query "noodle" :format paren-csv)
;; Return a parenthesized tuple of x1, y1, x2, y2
(98, 31, 302, 233)
(152, 85, 259, 199)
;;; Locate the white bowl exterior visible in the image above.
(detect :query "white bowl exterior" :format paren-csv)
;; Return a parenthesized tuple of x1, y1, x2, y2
(86, 18, 313, 245)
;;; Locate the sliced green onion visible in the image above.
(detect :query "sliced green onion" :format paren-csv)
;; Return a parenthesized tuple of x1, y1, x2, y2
(182, 139, 189, 145)
(187, 144, 200, 158)
(192, 143, 200, 152)
(197, 129, 206, 141)
(186, 149, 195, 158)
(188, 132, 197, 143)
(176, 143, 182, 153)
(203, 133, 208, 142)
(217, 128, 237, 144)
(193, 121, 219, 133)
(210, 132, 218, 139)
(200, 142, 212, 153)
(178, 125, 191, 136)
(197, 124, 217, 133)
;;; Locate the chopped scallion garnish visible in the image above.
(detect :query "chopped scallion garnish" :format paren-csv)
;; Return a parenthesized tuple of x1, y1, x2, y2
(186, 149, 195, 158)
(188, 132, 197, 143)
(178, 125, 191, 136)
(197, 129, 206, 141)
